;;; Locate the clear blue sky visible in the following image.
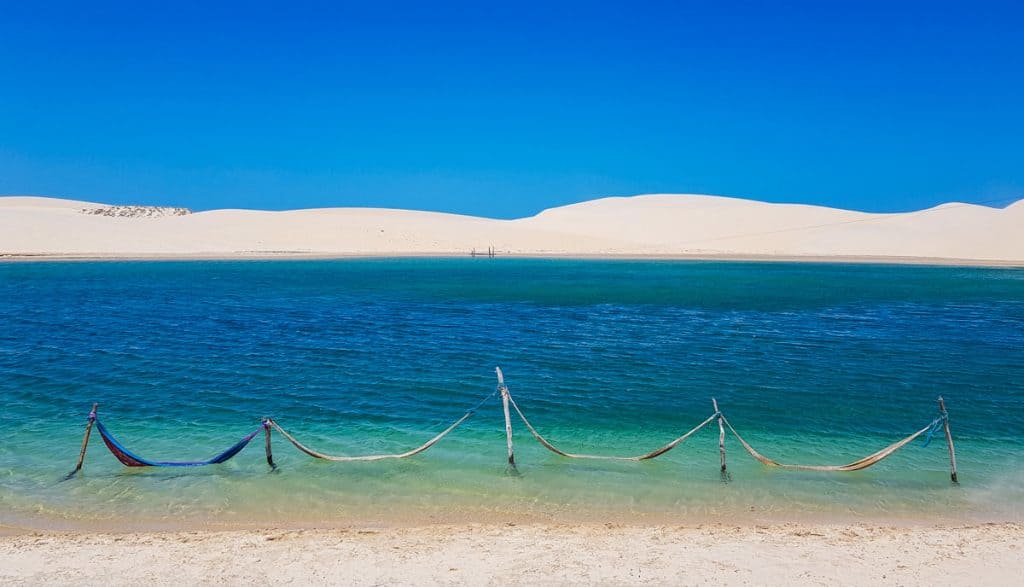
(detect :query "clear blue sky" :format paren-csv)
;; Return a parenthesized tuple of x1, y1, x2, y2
(1, 1, 1021, 218)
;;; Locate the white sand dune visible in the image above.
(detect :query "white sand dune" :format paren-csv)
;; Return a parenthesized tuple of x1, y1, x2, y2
(1, 194, 1022, 263)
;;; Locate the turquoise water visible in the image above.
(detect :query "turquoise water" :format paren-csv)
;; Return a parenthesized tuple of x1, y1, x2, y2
(1, 259, 1022, 529)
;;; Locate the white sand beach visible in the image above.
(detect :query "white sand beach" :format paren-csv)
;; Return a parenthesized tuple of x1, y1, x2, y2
(2, 522, 1020, 586)
(1, 194, 1022, 264)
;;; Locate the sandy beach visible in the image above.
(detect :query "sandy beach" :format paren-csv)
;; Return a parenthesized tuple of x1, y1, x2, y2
(2, 194, 1022, 264)
(2, 522, 1020, 586)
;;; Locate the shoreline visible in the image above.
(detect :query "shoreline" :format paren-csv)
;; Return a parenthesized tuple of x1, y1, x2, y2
(3, 497, 1016, 537)
(3, 251, 1023, 268)
(3, 522, 1021, 585)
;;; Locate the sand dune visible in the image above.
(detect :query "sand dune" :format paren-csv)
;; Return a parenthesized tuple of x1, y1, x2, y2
(1, 194, 1021, 263)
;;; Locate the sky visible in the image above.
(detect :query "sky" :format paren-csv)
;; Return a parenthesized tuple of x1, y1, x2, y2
(1, 1, 1022, 218)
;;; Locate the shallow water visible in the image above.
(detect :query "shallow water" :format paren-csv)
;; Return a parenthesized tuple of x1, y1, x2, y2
(1, 259, 1022, 529)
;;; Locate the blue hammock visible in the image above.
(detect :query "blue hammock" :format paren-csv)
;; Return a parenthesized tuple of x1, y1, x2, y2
(95, 418, 261, 467)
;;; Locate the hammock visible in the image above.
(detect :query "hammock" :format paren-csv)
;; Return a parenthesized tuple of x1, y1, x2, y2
(267, 410, 474, 461)
(65, 372, 958, 484)
(721, 414, 945, 472)
(507, 394, 719, 461)
(95, 418, 261, 467)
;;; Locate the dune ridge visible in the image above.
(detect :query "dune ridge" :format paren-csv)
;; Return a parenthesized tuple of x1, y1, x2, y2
(1, 194, 1021, 263)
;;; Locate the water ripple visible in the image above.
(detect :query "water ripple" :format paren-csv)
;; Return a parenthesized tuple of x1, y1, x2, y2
(0, 259, 1022, 525)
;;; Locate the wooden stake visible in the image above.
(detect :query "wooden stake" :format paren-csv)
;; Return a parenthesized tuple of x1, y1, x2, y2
(496, 367, 516, 469)
(712, 398, 726, 472)
(263, 419, 276, 469)
(68, 403, 98, 478)
(938, 397, 958, 483)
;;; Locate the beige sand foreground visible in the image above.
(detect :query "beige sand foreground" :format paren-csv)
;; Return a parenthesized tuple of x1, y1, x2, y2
(1, 523, 1019, 586)
(2, 194, 1022, 264)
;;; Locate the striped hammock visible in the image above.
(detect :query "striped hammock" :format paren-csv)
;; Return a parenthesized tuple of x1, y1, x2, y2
(94, 418, 261, 467)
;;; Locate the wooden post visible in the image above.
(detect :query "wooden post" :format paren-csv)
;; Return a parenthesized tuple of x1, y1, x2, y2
(712, 398, 726, 472)
(938, 397, 958, 483)
(67, 403, 98, 478)
(496, 367, 516, 469)
(263, 419, 276, 469)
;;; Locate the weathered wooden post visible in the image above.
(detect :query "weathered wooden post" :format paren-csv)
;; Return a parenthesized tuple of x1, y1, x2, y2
(67, 403, 98, 478)
(263, 418, 276, 469)
(937, 397, 958, 483)
(712, 398, 726, 472)
(496, 367, 516, 469)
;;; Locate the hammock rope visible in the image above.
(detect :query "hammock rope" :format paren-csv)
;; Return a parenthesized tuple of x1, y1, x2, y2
(263, 388, 497, 462)
(267, 410, 474, 462)
(65, 371, 958, 483)
(721, 414, 945, 472)
(94, 418, 261, 467)
(506, 393, 719, 461)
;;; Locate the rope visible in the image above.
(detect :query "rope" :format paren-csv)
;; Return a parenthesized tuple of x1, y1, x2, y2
(470, 388, 500, 414)
(721, 414, 944, 472)
(268, 390, 496, 462)
(921, 415, 946, 448)
(69, 382, 956, 479)
(507, 393, 718, 461)
(270, 412, 472, 461)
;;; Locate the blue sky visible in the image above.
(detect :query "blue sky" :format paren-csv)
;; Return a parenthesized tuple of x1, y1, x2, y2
(1, 1, 1021, 218)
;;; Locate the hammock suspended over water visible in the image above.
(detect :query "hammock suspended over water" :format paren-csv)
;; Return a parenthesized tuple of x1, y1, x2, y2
(64, 367, 960, 484)
(63, 404, 267, 478)
(95, 419, 263, 467)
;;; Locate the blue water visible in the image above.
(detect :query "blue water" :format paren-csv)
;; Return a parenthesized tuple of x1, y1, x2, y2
(1, 259, 1022, 529)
